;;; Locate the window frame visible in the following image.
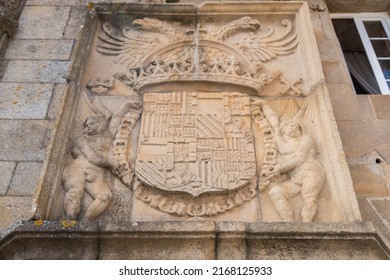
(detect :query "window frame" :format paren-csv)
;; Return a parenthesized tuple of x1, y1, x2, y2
(331, 13, 390, 94)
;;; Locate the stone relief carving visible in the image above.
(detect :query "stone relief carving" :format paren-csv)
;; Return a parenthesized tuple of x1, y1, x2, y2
(62, 96, 114, 220)
(109, 100, 143, 187)
(62, 92, 142, 220)
(97, 16, 302, 96)
(251, 99, 326, 222)
(62, 14, 330, 220)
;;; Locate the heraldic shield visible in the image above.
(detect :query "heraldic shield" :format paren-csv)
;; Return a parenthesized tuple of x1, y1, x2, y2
(135, 91, 256, 197)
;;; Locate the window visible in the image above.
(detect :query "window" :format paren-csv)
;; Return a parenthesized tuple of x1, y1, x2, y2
(331, 14, 390, 94)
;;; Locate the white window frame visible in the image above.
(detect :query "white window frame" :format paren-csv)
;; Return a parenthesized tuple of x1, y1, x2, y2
(331, 13, 390, 94)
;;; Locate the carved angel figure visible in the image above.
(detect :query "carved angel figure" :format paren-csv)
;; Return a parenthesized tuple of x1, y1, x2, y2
(62, 113, 113, 220)
(252, 99, 325, 222)
(62, 93, 142, 220)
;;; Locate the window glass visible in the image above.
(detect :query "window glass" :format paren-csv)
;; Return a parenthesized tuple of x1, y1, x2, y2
(332, 18, 380, 94)
(371, 40, 390, 57)
(364, 21, 387, 38)
(332, 15, 390, 94)
(378, 59, 390, 79)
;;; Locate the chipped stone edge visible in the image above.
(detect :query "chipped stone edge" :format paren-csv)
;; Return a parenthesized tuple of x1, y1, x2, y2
(31, 7, 97, 220)
(0, 220, 389, 259)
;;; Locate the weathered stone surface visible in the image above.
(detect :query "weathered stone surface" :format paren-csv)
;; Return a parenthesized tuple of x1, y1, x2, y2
(100, 237, 215, 259)
(0, 162, 16, 195)
(358, 198, 390, 244)
(322, 61, 352, 84)
(27, 1, 359, 227)
(216, 222, 246, 259)
(0, 196, 32, 232)
(26, 0, 84, 5)
(326, 0, 390, 13)
(0, 120, 52, 161)
(64, 7, 87, 40)
(0, 221, 388, 259)
(337, 120, 390, 162)
(47, 83, 66, 120)
(370, 95, 390, 121)
(8, 162, 43, 196)
(318, 39, 346, 63)
(349, 164, 389, 197)
(372, 200, 390, 225)
(327, 83, 375, 121)
(5, 39, 74, 60)
(2, 60, 70, 83)
(247, 239, 387, 259)
(0, 83, 53, 119)
(15, 6, 71, 39)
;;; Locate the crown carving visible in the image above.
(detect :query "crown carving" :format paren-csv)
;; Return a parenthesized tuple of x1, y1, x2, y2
(97, 16, 302, 96)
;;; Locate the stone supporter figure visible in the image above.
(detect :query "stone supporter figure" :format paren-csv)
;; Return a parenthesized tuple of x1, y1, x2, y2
(252, 99, 325, 222)
(62, 114, 113, 220)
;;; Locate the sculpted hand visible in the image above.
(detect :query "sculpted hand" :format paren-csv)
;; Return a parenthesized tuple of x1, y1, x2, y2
(272, 165, 282, 178)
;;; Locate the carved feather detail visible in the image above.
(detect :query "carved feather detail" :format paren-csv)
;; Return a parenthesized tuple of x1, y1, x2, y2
(208, 16, 261, 41)
(234, 19, 298, 63)
(97, 21, 160, 69)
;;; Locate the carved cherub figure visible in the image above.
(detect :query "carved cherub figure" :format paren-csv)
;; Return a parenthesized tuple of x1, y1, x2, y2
(62, 114, 113, 220)
(252, 99, 325, 222)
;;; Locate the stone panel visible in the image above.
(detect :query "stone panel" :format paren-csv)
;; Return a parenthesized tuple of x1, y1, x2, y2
(0, 162, 16, 195)
(327, 84, 375, 121)
(322, 61, 352, 84)
(370, 95, 390, 121)
(5, 39, 74, 60)
(8, 162, 43, 196)
(337, 120, 390, 162)
(27, 0, 360, 227)
(318, 38, 346, 63)
(0, 120, 52, 161)
(326, 0, 390, 13)
(247, 238, 388, 259)
(349, 164, 389, 197)
(26, 0, 84, 5)
(0, 196, 32, 232)
(358, 198, 390, 243)
(2, 60, 70, 83)
(372, 200, 390, 225)
(0, 83, 53, 119)
(15, 6, 71, 39)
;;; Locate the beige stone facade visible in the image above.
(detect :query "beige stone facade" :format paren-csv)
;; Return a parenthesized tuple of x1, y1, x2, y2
(0, 0, 390, 259)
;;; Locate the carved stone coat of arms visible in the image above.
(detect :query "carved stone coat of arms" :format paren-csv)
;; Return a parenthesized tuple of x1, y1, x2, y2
(49, 3, 359, 224)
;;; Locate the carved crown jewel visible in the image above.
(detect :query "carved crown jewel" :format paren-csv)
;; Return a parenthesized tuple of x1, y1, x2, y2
(97, 16, 302, 96)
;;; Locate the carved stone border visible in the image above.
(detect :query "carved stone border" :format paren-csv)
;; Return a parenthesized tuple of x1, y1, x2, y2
(31, 2, 361, 224)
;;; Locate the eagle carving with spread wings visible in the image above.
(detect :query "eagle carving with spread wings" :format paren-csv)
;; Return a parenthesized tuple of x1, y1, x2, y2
(97, 16, 298, 74)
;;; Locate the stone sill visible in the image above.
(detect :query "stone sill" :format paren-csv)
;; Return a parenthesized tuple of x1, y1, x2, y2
(1, 221, 389, 259)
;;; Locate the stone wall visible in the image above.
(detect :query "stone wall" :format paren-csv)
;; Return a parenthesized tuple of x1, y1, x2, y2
(0, 0, 390, 254)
